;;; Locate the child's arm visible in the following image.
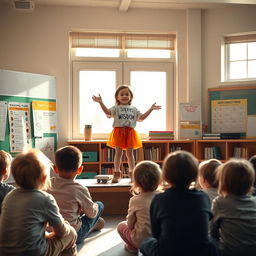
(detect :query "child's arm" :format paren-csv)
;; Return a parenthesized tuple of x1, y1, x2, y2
(139, 103, 161, 121)
(92, 94, 111, 116)
(47, 220, 72, 238)
(126, 197, 136, 230)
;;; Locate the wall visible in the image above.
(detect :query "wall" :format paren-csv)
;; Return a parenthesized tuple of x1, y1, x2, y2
(0, 4, 256, 145)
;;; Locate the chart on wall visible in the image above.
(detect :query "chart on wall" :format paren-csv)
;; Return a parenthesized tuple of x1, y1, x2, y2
(209, 86, 256, 138)
(0, 69, 57, 158)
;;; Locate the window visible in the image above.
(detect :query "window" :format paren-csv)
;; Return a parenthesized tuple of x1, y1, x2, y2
(225, 34, 256, 81)
(70, 32, 175, 139)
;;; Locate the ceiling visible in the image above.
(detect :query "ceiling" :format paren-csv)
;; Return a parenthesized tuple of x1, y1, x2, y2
(3, 0, 256, 12)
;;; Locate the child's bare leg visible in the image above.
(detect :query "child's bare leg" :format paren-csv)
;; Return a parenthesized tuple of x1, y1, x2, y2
(126, 148, 135, 180)
(112, 147, 123, 183)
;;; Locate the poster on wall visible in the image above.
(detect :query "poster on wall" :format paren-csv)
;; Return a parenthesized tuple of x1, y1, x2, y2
(32, 100, 57, 137)
(180, 103, 201, 122)
(211, 99, 247, 133)
(8, 102, 32, 152)
(0, 101, 7, 141)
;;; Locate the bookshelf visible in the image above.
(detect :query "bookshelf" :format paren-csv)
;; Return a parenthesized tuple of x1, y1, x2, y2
(67, 140, 196, 177)
(68, 139, 256, 177)
(195, 139, 256, 162)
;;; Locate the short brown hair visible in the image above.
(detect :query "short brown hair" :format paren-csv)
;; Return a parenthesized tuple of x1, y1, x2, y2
(162, 150, 198, 188)
(55, 146, 82, 172)
(249, 155, 256, 186)
(132, 160, 161, 194)
(11, 149, 51, 190)
(115, 85, 133, 105)
(218, 159, 255, 196)
(0, 150, 12, 177)
(199, 159, 222, 188)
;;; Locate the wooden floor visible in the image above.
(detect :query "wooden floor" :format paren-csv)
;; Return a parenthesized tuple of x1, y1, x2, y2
(77, 215, 137, 256)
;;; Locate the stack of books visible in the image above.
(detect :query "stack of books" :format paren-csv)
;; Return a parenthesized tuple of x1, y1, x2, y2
(148, 131, 174, 140)
(202, 133, 221, 140)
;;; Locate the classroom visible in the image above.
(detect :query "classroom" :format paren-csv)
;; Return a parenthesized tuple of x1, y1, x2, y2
(1, 0, 256, 256)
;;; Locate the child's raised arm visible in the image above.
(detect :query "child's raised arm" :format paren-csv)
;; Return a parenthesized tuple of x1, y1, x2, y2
(92, 94, 111, 116)
(139, 103, 161, 121)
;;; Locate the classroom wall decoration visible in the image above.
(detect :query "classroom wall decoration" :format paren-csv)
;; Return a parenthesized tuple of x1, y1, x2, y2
(0, 69, 57, 158)
(208, 85, 256, 138)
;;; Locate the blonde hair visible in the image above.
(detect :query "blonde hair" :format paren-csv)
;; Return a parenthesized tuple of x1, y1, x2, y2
(131, 160, 161, 195)
(162, 150, 198, 188)
(199, 159, 222, 188)
(0, 150, 12, 177)
(11, 149, 51, 190)
(218, 159, 255, 196)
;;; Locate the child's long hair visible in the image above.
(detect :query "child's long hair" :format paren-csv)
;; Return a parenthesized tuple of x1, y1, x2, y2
(217, 159, 255, 196)
(11, 149, 52, 190)
(115, 85, 133, 105)
(131, 160, 161, 195)
(199, 159, 222, 188)
(0, 150, 12, 177)
(162, 150, 198, 189)
(55, 145, 82, 172)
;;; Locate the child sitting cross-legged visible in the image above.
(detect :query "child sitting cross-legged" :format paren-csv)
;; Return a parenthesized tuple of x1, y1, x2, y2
(210, 159, 256, 256)
(47, 145, 105, 244)
(0, 150, 15, 209)
(117, 160, 162, 254)
(0, 149, 77, 256)
(140, 150, 218, 256)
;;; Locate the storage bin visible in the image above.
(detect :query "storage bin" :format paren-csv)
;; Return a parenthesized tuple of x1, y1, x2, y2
(83, 152, 98, 162)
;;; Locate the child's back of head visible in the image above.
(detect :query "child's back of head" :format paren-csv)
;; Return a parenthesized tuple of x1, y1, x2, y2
(218, 158, 255, 196)
(132, 160, 161, 194)
(0, 150, 12, 181)
(12, 149, 51, 190)
(55, 145, 82, 172)
(162, 150, 198, 188)
(199, 159, 222, 189)
(249, 155, 256, 187)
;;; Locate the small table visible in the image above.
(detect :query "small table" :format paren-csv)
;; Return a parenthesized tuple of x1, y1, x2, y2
(76, 179, 132, 215)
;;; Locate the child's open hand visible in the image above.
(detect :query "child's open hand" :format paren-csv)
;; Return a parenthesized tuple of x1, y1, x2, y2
(92, 94, 102, 103)
(151, 103, 161, 110)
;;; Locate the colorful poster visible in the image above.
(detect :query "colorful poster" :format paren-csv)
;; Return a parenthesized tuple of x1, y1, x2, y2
(8, 102, 32, 152)
(0, 101, 7, 141)
(32, 100, 57, 137)
(180, 123, 201, 139)
(211, 99, 247, 133)
(35, 137, 55, 163)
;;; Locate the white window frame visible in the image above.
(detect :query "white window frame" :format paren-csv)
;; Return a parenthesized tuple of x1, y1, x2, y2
(71, 48, 175, 140)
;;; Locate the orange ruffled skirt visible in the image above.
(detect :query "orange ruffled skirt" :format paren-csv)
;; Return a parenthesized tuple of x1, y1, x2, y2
(107, 127, 142, 150)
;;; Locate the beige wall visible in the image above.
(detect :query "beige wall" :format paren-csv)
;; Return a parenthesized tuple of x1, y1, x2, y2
(0, 4, 256, 146)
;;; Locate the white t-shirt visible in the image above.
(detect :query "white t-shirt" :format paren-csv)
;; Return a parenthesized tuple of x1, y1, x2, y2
(108, 105, 142, 128)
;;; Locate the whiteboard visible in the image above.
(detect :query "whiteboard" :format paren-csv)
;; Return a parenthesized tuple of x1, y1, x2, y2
(0, 69, 56, 99)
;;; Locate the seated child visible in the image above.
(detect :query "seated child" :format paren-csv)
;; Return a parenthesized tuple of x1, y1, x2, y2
(117, 160, 162, 254)
(0, 149, 77, 256)
(0, 150, 15, 208)
(47, 145, 104, 244)
(198, 159, 222, 203)
(210, 159, 256, 256)
(249, 155, 256, 196)
(140, 150, 218, 256)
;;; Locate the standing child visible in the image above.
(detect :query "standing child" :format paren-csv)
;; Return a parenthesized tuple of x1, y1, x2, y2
(210, 159, 256, 256)
(0, 149, 77, 256)
(47, 145, 105, 244)
(92, 85, 161, 182)
(249, 155, 256, 196)
(140, 150, 218, 256)
(117, 160, 162, 254)
(198, 159, 222, 203)
(0, 150, 15, 208)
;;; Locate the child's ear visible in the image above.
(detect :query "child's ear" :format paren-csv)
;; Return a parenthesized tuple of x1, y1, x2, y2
(76, 165, 84, 175)
(1, 169, 8, 181)
(53, 165, 59, 174)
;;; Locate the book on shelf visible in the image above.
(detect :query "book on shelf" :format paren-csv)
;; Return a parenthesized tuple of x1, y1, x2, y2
(148, 131, 174, 140)
(202, 133, 221, 140)
(204, 146, 222, 160)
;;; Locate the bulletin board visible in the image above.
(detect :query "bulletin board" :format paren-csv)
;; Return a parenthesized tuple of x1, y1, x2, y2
(208, 85, 256, 137)
(0, 69, 57, 155)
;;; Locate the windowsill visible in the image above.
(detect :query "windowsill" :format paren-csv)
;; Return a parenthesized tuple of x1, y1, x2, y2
(220, 80, 256, 87)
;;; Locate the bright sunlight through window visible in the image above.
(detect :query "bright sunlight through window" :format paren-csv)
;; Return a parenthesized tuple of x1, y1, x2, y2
(76, 48, 120, 57)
